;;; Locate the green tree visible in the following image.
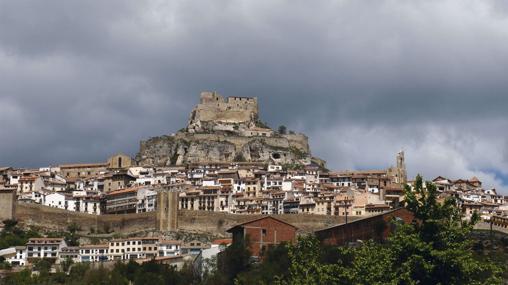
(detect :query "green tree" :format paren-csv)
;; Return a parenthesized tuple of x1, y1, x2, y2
(0, 220, 40, 250)
(277, 125, 287, 135)
(216, 236, 252, 285)
(61, 256, 74, 273)
(275, 175, 503, 285)
(236, 242, 291, 284)
(65, 222, 81, 246)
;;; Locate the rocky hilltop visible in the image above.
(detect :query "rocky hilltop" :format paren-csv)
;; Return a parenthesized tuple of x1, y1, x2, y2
(136, 91, 324, 167)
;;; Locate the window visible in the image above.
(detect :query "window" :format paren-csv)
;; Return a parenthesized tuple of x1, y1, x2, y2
(262, 229, 267, 236)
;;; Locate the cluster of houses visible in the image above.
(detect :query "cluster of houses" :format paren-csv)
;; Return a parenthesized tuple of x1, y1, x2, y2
(0, 235, 229, 272)
(1, 152, 508, 222)
(0, 215, 300, 272)
(0, 215, 301, 273)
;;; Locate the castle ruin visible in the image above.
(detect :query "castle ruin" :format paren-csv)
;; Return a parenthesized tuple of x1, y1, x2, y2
(136, 91, 325, 168)
(187, 92, 260, 134)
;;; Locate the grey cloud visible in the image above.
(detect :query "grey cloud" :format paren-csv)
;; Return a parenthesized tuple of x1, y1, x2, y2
(0, 0, 507, 193)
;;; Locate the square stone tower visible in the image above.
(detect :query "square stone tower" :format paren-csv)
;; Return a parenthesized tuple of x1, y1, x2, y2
(0, 189, 16, 221)
(156, 190, 178, 231)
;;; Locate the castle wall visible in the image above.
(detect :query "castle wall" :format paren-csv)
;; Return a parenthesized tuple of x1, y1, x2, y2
(284, 133, 310, 152)
(15, 202, 355, 236)
(192, 92, 258, 124)
(0, 190, 15, 221)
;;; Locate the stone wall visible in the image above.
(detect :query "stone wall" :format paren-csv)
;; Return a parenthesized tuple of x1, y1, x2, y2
(0, 190, 15, 221)
(189, 92, 259, 129)
(15, 203, 355, 236)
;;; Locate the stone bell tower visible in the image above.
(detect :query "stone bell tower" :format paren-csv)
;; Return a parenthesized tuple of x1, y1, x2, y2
(156, 188, 178, 231)
(396, 151, 407, 185)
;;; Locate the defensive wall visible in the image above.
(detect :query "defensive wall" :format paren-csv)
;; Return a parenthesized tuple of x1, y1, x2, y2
(15, 203, 355, 237)
(192, 92, 258, 124)
(0, 190, 15, 221)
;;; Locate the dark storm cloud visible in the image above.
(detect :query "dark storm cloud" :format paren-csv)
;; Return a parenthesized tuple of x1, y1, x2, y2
(1, 0, 508, 192)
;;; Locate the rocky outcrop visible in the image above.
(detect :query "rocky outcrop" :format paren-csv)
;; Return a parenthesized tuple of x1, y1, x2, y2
(135, 91, 324, 167)
(136, 132, 313, 166)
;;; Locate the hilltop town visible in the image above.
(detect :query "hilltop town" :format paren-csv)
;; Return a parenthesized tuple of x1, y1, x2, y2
(0, 92, 507, 278)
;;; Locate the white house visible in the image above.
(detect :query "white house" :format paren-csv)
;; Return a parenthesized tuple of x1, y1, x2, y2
(78, 196, 102, 215)
(0, 246, 27, 266)
(267, 165, 283, 172)
(26, 238, 67, 261)
(158, 240, 182, 257)
(136, 187, 157, 213)
(282, 181, 293, 191)
(79, 244, 109, 263)
(44, 192, 77, 211)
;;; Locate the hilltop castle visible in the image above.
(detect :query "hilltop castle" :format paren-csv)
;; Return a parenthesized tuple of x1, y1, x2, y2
(136, 91, 323, 167)
(187, 92, 264, 135)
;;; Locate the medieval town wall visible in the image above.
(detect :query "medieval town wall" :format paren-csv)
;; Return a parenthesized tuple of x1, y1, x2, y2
(15, 203, 353, 236)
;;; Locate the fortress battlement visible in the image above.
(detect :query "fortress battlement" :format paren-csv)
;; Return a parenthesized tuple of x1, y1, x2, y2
(188, 92, 259, 129)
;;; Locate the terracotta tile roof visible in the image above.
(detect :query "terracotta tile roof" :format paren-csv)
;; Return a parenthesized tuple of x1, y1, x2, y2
(28, 238, 64, 242)
(227, 216, 298, 233)
(106, 186, 143, 196)
(79, 244, 108, 249)
(59, 162, 108, 169)
(159, 240, 183, 245)
(212, 239, 232, 245)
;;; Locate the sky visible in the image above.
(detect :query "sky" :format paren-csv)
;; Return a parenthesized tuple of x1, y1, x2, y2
(1, 0, 508, 194)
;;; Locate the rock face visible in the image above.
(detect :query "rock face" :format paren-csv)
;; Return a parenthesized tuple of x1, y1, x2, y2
(136, 92, 323, 167)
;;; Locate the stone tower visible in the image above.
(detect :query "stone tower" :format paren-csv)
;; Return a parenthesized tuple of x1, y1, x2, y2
(156, 190, 178, 231)
(0, 188, 16, 221)
(396, 151, 407, 185)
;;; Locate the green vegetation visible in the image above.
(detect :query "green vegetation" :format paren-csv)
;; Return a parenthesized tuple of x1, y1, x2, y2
(0, 220, 41, 250)
(277, 125, 287, 135)
(205, 175, 504, 284)
(255, 121, 270, 129)
(289, 146, 306, 159)
(44, 223, 81, 247)
(170, 152, 180, 165)
(282, 163, 304, 171)
(0, 260, 197, 285)
(234, 153, 247, 162)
